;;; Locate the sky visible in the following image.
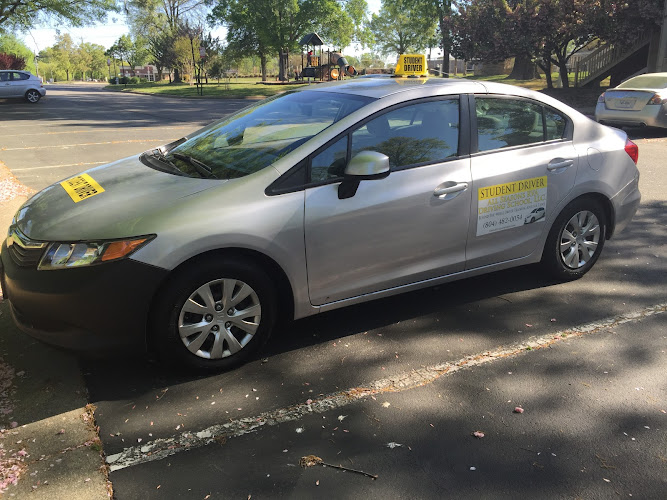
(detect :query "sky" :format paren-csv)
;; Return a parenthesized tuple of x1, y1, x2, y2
(20, 1, 384, 56)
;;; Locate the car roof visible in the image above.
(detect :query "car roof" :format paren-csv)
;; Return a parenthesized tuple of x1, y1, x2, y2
(299, 77, 487, 99)
(299, 77, 561, 104)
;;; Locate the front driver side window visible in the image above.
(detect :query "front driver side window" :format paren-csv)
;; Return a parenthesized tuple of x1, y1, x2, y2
(351, 99, 459, 170)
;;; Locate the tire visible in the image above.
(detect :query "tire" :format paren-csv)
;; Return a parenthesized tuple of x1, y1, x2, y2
(151, 256, 277, 372)
(541, 197, 607, 280)
(25, 90, 41, 103)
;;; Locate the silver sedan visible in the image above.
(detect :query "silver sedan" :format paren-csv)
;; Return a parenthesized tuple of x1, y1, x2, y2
(1, 78, 641, 372)
(595, 72, 667, 128)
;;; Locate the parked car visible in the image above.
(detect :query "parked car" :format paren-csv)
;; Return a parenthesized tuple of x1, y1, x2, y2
(0, 78, 641, 372)
(595, 72, 667, 128)
(524, 207, 545, 224)
(0, 70, 46, 103)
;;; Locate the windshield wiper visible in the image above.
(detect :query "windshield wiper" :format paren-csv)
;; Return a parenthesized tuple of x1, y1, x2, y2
(143, 150, 186, 176)
(172, 152, 217, 179)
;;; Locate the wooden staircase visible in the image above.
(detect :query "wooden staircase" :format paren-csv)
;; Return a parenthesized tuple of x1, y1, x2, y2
(574, 33, 653, 87)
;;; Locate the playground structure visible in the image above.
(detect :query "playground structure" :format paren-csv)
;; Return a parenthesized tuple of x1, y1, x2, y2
(298, 33, 357, 82)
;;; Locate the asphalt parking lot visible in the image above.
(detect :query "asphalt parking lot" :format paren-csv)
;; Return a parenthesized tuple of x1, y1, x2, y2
(0, 84, 665, 498)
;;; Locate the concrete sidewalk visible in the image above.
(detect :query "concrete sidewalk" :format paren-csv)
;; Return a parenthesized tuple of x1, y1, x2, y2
(0, 161, 109, 498)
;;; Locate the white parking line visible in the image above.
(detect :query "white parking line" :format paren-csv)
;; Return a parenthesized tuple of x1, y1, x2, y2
(0, 126, 193, 137)
(2, 139, 178, 151)
(105, 302, 667, 472)
(11, 161, 110, 172)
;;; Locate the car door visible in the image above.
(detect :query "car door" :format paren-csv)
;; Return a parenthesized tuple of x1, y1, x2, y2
(7, 72, 29, 98)
(0, 72, 11, 97)
(304, 97, 472, 305)
(466, 96, 578, 269)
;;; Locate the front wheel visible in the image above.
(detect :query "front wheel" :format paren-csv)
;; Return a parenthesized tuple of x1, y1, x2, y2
(542, 198, 607, 280)
(151, 256, 277, 372)
(25, 90, 41, 103)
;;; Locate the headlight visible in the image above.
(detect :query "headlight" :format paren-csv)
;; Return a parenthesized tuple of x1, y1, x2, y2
(38, 236, 154, 270)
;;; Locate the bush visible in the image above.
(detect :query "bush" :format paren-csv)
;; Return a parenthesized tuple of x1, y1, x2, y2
(0, 53, 26, 70)
(129, 76, 139, 84)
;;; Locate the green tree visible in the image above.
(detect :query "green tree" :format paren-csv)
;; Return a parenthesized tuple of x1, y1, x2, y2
(0, 33, 33, 60)
(0, 0, 117, 31)
(369, 0, 437, 57)
(451, 0, 664, 89)
(209, 0, 361, 82)
(52, 33, 75, 80)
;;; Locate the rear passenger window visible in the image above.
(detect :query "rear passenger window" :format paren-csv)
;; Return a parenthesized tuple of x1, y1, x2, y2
(351, 99, 459, 170)
(545, 108, 566, 140)
(476, 98, 544, 151)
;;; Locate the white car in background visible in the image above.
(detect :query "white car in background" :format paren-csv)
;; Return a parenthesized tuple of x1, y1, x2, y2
(595, 72, 667, 129)
(0, 70, 46, 103)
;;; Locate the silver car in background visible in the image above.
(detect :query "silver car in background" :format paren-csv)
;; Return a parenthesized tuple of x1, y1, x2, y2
(595, 72, 667, 128)
(0, 70, 46, 103)
(1, 78, 641, 372)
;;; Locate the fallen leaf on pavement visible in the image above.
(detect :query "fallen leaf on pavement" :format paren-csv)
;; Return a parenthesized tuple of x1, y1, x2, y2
(472, 431, 485, 438)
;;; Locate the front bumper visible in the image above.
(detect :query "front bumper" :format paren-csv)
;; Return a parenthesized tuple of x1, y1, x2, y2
(0, 241, 168, 352)
(595, 103, 667, 128)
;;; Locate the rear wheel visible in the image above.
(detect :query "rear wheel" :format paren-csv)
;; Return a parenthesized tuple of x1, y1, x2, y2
(542, 198, 607, 280)
(25, 90, 41, 103)
(152, 256, 277, 372)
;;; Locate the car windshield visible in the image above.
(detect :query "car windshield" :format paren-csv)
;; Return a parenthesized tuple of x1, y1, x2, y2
(617, 75, 667, 89)
(159, 90, 373, 179)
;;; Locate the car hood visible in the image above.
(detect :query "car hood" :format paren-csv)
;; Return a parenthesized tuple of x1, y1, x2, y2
(15, 155, 222, 242)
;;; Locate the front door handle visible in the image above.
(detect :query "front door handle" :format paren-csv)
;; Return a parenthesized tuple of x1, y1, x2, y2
(433, 181, 468, 199)
(547, 158, 574, 171)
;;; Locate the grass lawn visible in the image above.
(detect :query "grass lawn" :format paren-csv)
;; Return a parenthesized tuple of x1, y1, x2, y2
(104, 74, 608, 112)
(104, 79, 307, 98)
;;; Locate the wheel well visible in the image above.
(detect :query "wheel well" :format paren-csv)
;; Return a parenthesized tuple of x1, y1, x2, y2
(576, 193, 614, 239)
(146, 248, 295, 348)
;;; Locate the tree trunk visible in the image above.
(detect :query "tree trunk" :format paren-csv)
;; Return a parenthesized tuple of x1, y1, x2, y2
(508, 55, 538, 80)
(173, 67, 181, 83)
(558, 61, 569, 89)
(537, 60, 553, 89)
(278, 52, 288, 81)
(260, 54, 267, 82)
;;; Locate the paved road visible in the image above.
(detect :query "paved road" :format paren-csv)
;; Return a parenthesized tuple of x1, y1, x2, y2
(1, 86, 666, 498)
(0, 84, 251, 190)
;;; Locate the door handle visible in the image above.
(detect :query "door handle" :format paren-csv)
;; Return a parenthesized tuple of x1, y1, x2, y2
(547, 158, 574, 171)
(433, 182, 468, 199)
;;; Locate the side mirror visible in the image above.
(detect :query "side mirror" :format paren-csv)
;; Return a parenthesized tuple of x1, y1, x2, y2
(339, 151, 390, 200)
(344, 151, 390, 179)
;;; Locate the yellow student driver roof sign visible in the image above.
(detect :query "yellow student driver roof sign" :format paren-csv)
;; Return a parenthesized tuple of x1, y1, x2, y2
(394, 54, 428, 77)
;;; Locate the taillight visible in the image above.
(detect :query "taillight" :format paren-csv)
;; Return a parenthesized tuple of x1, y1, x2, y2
(597, 92, 606, 103)
(624, 138, 639, 164)
(647, 93, 665, 105)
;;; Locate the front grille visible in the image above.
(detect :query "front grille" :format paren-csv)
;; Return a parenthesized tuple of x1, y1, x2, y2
(8, 243, 45, 267)
(6, 226, 47, 268)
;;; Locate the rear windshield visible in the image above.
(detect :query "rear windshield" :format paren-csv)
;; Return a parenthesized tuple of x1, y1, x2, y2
(161, 91, 373, 179)
(617, 75, 667, 89)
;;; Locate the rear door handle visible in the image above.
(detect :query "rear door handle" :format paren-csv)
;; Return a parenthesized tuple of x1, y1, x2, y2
(433, 181, 468, 199)
(547, 158, 574, 171)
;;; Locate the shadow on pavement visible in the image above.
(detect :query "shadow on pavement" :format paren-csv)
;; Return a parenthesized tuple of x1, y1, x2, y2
(80, 201, 666, 454)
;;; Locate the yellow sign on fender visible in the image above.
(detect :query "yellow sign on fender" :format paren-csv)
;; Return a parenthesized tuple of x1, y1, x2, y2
(60, 173, 105, 203)
(394, 54, 428, 77)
